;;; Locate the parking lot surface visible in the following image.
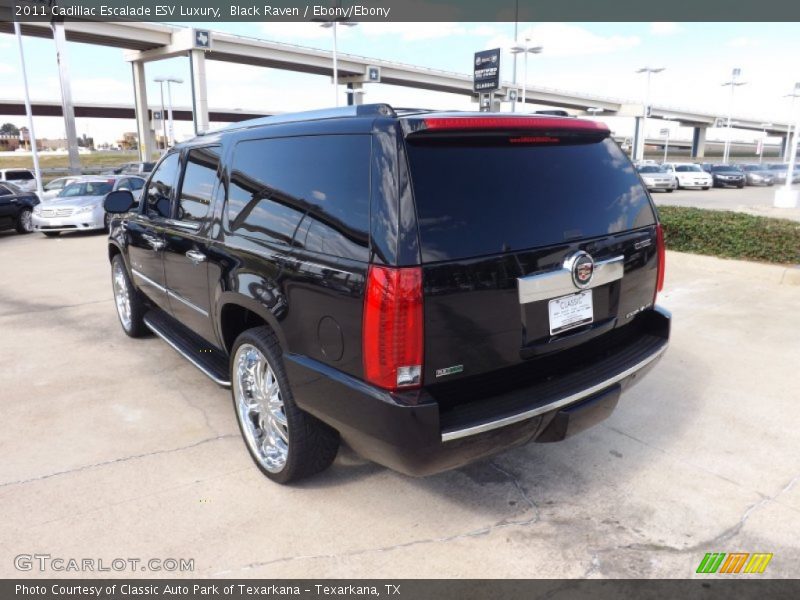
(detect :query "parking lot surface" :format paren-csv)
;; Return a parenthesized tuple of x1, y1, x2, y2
(1, 230, 798, 578)
(653, 183, 800, 222)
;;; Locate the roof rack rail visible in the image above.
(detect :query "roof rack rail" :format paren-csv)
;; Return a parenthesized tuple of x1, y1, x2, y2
(213, 103, 396, 134)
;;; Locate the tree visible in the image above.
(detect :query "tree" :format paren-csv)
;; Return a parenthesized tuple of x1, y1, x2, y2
(0, 123, 20, 136)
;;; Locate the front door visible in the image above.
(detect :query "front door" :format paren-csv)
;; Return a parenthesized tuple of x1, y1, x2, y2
(127, 153, 180, 312)
(162, 146, 222, 345)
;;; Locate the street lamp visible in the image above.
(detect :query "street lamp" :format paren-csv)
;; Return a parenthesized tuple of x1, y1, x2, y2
(319, 19, 357, 107)
(759, 123, 772, 163)
(510, 38, 543, 112)
(661, 118, 674, 163)
(774, 82, 800, 208)
(721, 68, 746, 163)
(635, 67, 665, 161)
(782, 83, 800, 161)
(154, 75, 183, 148)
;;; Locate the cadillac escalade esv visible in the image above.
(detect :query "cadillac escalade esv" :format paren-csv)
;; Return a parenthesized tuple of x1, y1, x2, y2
(104, 104, 670, 483)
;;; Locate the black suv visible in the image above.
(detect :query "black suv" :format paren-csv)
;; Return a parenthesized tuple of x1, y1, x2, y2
(104, 105, 670, 483)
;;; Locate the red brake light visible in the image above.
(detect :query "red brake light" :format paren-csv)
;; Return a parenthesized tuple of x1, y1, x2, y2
(655, 224, 666, 300)
(422, 116, 609, 133)
(363, 265, 424, 391)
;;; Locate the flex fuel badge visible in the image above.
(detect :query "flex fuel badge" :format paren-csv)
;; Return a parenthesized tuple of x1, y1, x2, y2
(435, 365, 464, 378)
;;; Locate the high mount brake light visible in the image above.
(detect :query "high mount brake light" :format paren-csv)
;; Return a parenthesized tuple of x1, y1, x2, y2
(363, 266, 424, 391)
(421, 116, 609, 133)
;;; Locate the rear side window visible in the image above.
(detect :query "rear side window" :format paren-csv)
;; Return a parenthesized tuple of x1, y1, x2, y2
(227, 135, 370, 258)
(406, 137, 656, 262)
(6, 170, 33, 181)
(178, 147, 220, 224)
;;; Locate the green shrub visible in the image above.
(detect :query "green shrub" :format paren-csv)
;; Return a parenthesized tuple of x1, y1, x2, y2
(656, 206, 800, 265)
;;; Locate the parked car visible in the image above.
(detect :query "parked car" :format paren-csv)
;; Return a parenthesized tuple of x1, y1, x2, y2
(738, 164, 775, 186)
(0, 168, 37, 194)
(704, 164, 746, 188)
(40, 175, 86, 201)
(32, 175, 145, 237)
(637, 164, 677, 192)
(661, 163, 712, 190)
(108, 162, 155, 176)
(764, 163, 800, 184)
(0, 181, 40, 234)
(104, 105, 670, 483)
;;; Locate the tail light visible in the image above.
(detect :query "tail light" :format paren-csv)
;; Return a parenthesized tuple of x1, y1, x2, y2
(363, 265, 424, 391)
(655, 223, 666, 301)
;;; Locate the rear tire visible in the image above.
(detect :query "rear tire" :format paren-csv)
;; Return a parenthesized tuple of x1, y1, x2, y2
(666, 189, 674, 193)
(43, 231, 60, 237)
(111, 254, 148, 337)
(15, 208, 33, 234)
(231, 326, 339, 484)
(703, 186, 710, 191)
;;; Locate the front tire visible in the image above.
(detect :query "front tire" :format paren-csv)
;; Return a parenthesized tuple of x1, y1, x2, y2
(15, 208, 33, 234)
(231, 327, 339, 484)
(43, 231, 60, 237)
(111, 254, 148, 337)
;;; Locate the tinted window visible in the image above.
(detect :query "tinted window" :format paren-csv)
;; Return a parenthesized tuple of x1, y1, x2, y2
(227, 135, 370, 255)
(0, 184, 10, 196)
(178, 147, 220, 224)
(146, 153, 180, 218)
(407, 137, 656, 262)
(6, 170, 33, 181)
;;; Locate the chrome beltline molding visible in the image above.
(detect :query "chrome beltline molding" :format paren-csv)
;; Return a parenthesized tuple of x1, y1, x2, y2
(132, 268, 209, 317)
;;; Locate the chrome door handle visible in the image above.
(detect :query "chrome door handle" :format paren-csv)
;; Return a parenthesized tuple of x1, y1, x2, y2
(142, 234, 165, 251)
(186, 249, 207, 263)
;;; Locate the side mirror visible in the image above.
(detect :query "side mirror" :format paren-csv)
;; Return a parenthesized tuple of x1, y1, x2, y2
(104, 190, 136, 213)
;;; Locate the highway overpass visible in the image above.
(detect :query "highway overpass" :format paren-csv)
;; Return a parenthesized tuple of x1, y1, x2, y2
(1, 20, 794, 161)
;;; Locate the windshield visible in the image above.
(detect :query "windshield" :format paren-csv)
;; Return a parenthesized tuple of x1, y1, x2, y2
(711, 165, 740, 172)
(638, 166, 664, 173)
(6, 170, 33, 181)
(675, 165, 702, 172)
(58, 181, 113, 197)
(767, 164, 786, 170)
(406, 137, 656, 262)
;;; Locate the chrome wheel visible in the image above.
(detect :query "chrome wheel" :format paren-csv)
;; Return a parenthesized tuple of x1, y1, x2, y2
(233, 343, 289, 473)
(112, 261, 132, 331)
(19, 209, 33, 232)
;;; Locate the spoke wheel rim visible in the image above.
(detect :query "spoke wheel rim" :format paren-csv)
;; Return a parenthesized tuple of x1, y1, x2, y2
(233, 343, 289, 473)
(21, 210, 32, 232)
(112, 261, 132, 330)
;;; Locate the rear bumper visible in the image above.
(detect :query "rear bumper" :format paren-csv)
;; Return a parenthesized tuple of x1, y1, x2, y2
(286, 307, 671, 476)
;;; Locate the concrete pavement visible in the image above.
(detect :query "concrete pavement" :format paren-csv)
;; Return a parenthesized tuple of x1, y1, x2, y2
(1, 230, 798, 579)
(653, 183, 800, 222)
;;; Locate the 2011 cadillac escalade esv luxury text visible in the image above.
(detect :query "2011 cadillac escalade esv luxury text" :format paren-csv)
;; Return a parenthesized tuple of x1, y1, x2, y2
(104, 105, 670, 483)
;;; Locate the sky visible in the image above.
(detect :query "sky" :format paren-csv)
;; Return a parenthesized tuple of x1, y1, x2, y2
(1, 21, 799, 146)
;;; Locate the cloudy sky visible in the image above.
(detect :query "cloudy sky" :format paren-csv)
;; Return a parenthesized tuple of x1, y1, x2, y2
(1, 21, 798, 145)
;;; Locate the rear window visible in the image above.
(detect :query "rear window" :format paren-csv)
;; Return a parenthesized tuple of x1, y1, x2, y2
(406, 137, 655, 262)
(6, 170, 33, 181)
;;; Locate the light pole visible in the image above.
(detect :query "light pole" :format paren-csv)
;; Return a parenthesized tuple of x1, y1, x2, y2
(153, 78, 167, 151)
(511, 0, 519, 112)
(661, 119, 674, 163)
(154, 76, 182, 148)
(783, 83, 800, 161)
(319, 19, 357, 107)
(13, 22, 43, 198)
(721, 68, 746, 164)
(759, 123, 772, 163)
(635, 67, 665, 162)
(774, 83, 800, 208)
(510, 38, 543, 113)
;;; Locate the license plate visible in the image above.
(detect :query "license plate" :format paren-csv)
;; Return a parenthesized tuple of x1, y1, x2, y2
(548, 290, 593, 335)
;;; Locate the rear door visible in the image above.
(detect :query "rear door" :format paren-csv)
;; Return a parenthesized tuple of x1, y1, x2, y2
(0, 184, 16, 225)
(127, 153, 180, 312)
(403, 118, 660, 385)
(162, 146, 222, 344)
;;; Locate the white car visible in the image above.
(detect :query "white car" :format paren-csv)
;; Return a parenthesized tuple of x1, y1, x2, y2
(636, 165, 677, 192)
(0, 168, 37, 194)
(32, 176, 145, 237)
(40, 176, 86, 201)
(662, 163, 713, 190)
